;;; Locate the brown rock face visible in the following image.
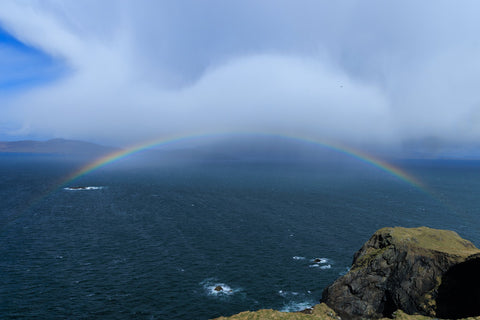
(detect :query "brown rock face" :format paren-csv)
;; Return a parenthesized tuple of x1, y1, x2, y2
(321, 227, 480, 319)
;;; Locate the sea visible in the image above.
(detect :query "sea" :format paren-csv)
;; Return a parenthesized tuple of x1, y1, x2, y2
(1, 152, 480, 319)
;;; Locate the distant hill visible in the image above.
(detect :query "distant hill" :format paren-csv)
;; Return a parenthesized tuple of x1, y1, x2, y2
(0, 138, 116, 155)
(0, 135, 419, 162)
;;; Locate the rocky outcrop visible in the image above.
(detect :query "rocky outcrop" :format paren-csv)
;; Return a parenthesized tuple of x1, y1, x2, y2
(322, 227, 480, 319)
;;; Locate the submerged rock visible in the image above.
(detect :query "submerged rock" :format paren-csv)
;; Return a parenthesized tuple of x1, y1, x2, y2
(322, 227, 480, 319)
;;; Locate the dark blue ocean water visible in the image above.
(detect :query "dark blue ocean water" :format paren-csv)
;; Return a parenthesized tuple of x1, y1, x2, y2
(1, 154, 480, 319)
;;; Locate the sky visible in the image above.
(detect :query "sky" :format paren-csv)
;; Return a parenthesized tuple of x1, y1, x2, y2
(1, 0, 480, 156)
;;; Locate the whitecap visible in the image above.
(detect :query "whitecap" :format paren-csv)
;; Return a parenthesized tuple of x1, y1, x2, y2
(201, 279, 240, 297)
(292, 256, 306, 260)
(311, 257, 329, 264)
(206, 283, 234, 296)
(309, 264, 332, 269)
(64, 186, 104, 191)
(308, 257, 332, 269)
(280, 301, 315, 312)
(278, 290, 300, 298)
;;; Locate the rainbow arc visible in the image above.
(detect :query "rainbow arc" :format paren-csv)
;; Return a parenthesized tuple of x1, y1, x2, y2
(60, 131, 427, 193)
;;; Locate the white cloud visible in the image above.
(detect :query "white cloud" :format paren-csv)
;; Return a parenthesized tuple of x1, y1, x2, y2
(6, 52, 395, 146)
(1, 0, 480, 152)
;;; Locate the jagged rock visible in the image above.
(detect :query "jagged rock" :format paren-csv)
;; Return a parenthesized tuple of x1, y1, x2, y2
(322, 227, 480, 319)
(214, 286, 223, 292)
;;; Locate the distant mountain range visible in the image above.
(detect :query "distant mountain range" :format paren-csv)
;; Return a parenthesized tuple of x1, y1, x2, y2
(0, 138, 115, 155)
(0, 137, 347, 162)
(4, 137, 478, 160)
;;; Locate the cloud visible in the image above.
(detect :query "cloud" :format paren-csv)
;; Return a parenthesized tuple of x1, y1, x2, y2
(1, 0, 480, 152)
(5, 53, 395, 146)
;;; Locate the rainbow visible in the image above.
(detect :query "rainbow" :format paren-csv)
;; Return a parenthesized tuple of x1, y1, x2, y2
(0, 131, 430, 231)
(60, 132, 427, 192)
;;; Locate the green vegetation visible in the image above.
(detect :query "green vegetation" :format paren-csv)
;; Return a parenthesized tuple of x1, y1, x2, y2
(213, 305, 480, 320)
(386, 227, 479, 256)
(212, 303, 339, 320)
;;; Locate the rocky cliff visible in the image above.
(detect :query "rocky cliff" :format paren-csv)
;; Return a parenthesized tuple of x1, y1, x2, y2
(322, 227, 480, 319)
(214, 227, 480, 320)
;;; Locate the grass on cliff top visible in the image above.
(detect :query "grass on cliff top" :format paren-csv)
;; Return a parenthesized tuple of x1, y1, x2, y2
(381, 226, 479, 256)
(213, 304, 480, 320)
(212, 303, 339, 320)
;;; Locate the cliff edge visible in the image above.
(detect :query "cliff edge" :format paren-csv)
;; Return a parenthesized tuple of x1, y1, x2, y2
(322, 227, 480, 319)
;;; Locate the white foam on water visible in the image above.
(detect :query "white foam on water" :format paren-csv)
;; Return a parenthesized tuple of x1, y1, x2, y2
(278, 290, 300, 298)
(201, 279, 241, 297)
(292, 256, 306, 260)
(280, 301, 315, 312)
(309, 264, 332, 269)
(64, 186, 104, 191)
(308, 257, 332, 269)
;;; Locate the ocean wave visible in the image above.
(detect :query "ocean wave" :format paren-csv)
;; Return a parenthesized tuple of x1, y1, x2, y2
(311, 257, 329, 264)
(293, 256, 333, 269)
(64, 186, 104, 191)
(278, 290, 300, 298)
(201, 279, 241, 298)
(280, 301, 315, 312)
(309, 264, 332, 269)
(292, 256, 306, 260)
(309, 257, 332, 269)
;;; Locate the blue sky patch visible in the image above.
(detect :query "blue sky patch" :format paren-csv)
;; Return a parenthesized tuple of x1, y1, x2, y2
(0, 26, 66, 92)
